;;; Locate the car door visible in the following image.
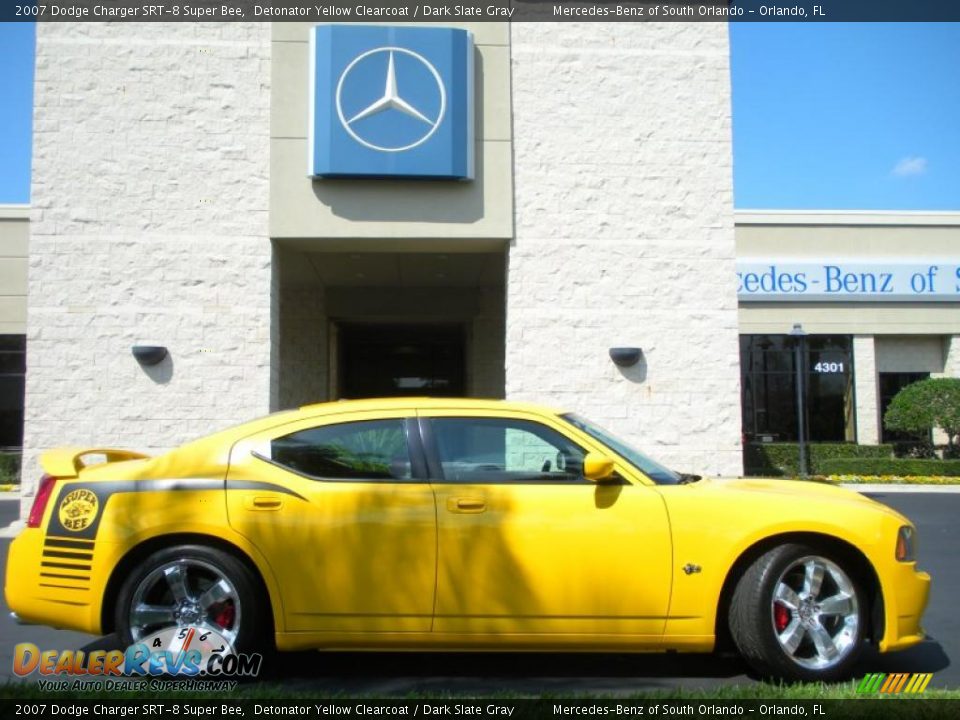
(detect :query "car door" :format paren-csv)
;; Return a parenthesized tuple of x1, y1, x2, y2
(226, 410, 436, 633)
(422, 409, 673, 640)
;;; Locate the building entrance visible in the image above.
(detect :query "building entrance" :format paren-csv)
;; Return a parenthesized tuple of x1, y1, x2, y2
(338, 323, 466, 399)
(273, 247, 506, 409)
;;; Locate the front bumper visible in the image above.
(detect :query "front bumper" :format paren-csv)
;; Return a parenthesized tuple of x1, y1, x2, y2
(878, 561, 931, 653)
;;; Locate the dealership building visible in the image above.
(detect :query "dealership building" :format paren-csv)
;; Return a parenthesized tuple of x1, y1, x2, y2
(1, 22, 958, 509)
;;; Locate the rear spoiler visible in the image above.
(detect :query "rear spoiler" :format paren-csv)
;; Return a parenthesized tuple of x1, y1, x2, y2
(40, 447, 151, 478)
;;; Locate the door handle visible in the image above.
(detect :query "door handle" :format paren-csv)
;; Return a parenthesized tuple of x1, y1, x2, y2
(245, 496, 283, 511)
(448, 497, 486, 513)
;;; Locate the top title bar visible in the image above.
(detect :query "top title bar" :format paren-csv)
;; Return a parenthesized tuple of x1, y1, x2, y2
(5, 1, 960, 23)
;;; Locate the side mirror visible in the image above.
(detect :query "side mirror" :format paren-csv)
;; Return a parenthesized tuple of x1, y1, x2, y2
(583, 452, 616, 482)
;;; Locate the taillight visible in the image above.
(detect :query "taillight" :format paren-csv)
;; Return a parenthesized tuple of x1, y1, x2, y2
(27, 474, 58, 528)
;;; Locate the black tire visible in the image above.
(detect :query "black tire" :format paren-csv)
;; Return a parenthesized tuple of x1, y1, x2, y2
(114, 544, 269, 655)
(728, 543, 867, 682)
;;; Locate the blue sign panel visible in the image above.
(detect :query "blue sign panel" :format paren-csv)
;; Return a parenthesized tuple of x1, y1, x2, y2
(309, 24, 474, 180)
(737, 259, 960, 302)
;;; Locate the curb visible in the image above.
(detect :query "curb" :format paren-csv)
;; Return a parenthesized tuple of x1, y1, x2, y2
(0, 520, 24, 539)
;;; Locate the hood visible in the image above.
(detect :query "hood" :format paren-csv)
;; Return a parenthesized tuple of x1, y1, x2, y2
(696, 476, 910, 523)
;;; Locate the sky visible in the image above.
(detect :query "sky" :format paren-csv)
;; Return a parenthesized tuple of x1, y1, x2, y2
(0, 23, 34, 204)
(729, 22, 960, 210)
(0, 22, 958, 210)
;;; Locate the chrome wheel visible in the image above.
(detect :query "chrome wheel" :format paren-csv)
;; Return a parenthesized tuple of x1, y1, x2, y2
(771, 555, 859, 670)
(128, 558, 241, 647)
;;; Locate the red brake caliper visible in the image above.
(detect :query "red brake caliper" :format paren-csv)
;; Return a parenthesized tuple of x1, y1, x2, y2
(774, 602, 791, 632)
(213, 601, 236, 630)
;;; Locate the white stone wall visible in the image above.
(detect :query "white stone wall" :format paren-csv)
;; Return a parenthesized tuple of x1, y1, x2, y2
(853, 336, 879, 444)
(23, 23, 271, 512)
(507, 23, 742, 476)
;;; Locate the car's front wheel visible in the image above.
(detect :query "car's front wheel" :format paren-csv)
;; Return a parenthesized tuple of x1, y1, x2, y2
(114, 545, 266, 653)
(729, 543, 866, 681)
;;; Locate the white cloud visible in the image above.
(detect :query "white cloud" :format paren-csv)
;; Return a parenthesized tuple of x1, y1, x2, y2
(891, 156, 928, 177)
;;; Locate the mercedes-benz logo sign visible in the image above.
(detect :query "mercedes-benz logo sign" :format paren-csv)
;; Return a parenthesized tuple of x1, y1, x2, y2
(336, 47, 447, 153)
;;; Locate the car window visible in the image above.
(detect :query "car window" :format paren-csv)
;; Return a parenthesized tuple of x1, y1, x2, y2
(269, 419, 411, 481)
(562, 413, 682, 485)
(431, 418, 586, 483)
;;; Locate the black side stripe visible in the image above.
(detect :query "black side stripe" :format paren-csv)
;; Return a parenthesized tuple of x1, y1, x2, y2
(41, 562, 92, 571)
(42, 550, 94, 560)
(225, 479, 307, 501)
(44, 538, 95, 549)
(39, 583, 86, 591)
(40, 573, 91, 581)
(44, 477, 307, 542)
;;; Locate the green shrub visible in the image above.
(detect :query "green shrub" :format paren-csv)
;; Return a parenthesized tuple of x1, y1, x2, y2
(743, 442, 892, 477)
(884, 377, 960, 456)
(0, 452, 21, 485)
(819, 458, 960, 477)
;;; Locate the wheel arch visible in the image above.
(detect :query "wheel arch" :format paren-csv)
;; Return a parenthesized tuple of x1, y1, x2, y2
(713, 531, 884, 652)
(100, 532, 279, 640)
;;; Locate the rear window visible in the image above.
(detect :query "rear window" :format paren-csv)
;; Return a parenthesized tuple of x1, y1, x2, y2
(270, 419, 411, 481)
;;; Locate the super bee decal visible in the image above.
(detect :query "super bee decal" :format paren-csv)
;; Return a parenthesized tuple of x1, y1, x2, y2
(45, 479, 305, 540)
(57, 488, 99, 532)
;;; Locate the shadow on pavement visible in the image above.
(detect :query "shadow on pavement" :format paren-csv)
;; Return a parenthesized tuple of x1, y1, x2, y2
(853, 639, 951, 675)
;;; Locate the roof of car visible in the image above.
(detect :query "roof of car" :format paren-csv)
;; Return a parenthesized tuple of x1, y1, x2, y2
(163, 398, 572, 462)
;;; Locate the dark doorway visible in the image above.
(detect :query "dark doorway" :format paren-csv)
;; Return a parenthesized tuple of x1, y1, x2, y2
(338, 323, 466, 399)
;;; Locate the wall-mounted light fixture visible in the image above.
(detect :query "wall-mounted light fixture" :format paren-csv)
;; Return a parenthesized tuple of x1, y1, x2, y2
(609, 347, 642, 368)
(132, 345, 168, 366)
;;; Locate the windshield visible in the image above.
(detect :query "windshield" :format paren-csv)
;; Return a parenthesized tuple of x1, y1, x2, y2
(562, 413, 683, 485)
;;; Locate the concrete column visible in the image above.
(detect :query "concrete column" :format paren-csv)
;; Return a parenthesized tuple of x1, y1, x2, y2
(277, 285, 328, 409)
(853, 335, 880, 445)
(941, 335, 960, 377)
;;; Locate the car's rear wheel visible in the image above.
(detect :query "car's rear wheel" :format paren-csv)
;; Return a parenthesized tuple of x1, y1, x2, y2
(729, 543, 866, 681)
(114, 545, 266, 653)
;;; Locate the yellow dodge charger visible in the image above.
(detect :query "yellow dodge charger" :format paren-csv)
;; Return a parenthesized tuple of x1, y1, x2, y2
(6, 398, 930, 681)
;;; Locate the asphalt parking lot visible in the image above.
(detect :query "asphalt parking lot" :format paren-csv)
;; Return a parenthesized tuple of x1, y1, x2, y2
(0, 491, 954, 694)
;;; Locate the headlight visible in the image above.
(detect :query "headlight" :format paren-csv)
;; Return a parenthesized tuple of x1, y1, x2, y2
(896, 526, 917, 562)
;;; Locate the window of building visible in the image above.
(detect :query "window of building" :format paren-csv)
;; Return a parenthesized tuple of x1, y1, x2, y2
(740, 334, 855, 443)
(0, 335, 26, 450)
(879, 372, 930, 445)
(431, 417, 586, 484)
(269, 419, 411, 481)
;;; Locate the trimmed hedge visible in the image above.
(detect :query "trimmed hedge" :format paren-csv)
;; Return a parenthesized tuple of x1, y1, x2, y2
(819, 458, 960, 477)
(744, 442, 893, 477)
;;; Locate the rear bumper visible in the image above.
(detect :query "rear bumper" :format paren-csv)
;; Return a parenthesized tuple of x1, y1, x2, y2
(878, 563, 931, 653)
(4, 528, 101, 634)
